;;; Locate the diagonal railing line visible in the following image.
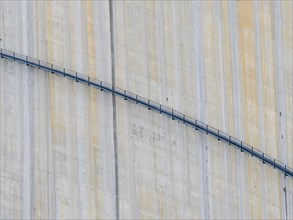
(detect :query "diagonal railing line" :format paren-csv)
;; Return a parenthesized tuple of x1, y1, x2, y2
(0, 48, 292, 178)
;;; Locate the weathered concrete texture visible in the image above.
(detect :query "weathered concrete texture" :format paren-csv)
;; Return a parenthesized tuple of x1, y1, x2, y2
(0, 1, 292, 219)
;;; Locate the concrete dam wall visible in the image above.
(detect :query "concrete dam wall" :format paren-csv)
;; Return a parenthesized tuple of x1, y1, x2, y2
(0, 1, 292, 219)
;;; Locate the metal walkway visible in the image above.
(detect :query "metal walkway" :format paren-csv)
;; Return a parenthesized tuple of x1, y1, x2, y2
(0, 48, 292, 178)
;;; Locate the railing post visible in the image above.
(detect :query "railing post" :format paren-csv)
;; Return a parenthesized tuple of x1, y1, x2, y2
(240, 141, 243, 152)
(262, 153, 265, 164)
(100, 81, 103, 91)
(285, 165, 288, 176)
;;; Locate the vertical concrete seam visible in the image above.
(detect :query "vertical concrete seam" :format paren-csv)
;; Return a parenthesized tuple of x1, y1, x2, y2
(28, 2, 36, 218)
(273, 0, 287, 165)
(19, 1, 34, 218)
(156, 1, 167, 106)
(254, 1, 267, 218)
(109, 0, 119, 219)
(42, 2, 56, 218)
(192, 2, 209, 218)
(229, 1, 248, 218)
(273, 2, 287, 219)
(214, 2, 231, 218)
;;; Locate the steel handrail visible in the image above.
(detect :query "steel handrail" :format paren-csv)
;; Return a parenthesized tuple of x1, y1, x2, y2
(0, 48, 292, 178)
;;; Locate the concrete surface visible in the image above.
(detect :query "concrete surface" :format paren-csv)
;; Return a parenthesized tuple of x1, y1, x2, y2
(0, 1, 292, 219)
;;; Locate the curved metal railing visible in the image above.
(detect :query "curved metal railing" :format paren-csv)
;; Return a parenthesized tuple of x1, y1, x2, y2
(0, 48, 292, 178)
